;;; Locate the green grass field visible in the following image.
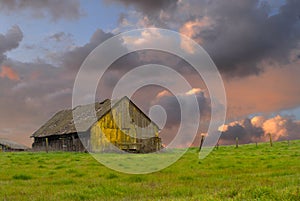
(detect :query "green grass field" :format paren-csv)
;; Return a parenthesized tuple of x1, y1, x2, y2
(0, 140, 299, 201)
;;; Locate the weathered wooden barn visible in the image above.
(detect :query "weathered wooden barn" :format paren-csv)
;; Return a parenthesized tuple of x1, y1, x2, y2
(32, 97, 162, 153)
(0, 138, 29, 152)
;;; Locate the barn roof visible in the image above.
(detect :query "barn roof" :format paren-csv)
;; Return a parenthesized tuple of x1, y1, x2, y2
(0, 138, 29, 150)
(32, 96, 160, 138)
(32, 99, 112, 138)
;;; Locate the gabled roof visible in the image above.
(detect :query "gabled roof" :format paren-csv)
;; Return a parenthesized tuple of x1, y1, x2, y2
(32, 96, 159, 138)
(0, 138, 29, 150)
(32, 99, 111, 137)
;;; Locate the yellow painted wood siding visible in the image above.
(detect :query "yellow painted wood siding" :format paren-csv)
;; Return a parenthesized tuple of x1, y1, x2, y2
(90, 98, 159, 152)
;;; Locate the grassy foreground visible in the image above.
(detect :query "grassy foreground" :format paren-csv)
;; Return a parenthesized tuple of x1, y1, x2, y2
(0, 140, 299, 201)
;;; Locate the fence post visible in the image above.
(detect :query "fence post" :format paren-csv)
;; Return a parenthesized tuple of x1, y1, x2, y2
(45, 137, 49, 153)
(268, 133, 273, 147)
(199, 135, 205, 151)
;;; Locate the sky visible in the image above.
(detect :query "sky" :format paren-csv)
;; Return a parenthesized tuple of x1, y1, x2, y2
(0, 0, 300, 147)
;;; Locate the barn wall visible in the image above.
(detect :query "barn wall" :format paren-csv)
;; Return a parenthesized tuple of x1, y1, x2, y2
(32, 133, 89, 152)
(0, 144, 6, 152)
(0, 144, 10, 152)
(90, 98, 161, 153)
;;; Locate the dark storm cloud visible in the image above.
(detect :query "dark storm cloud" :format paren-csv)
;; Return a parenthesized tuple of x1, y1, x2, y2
(206, 0, 299, 76)
(60, 30, 190, 79)
(113, 0, 300, 77)
(283, 118, 300, 141)
(199, 0, 300, 76)
(100, 50, 194, 90)
(105, 0, 178, 27)
(220, 115, 300, 145)
(0, 25, 23, 63)
(220, 118, 265, 144)
(105, 0, 177, 13)
(61, 29, 114, 71)
(0, 0, 82, 21)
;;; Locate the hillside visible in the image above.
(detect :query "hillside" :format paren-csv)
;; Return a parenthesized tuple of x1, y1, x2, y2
(0, 140, 299, 200)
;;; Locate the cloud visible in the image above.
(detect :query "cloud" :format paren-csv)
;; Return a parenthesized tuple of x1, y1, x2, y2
(0, 0, 82, 21)
(122, 29, 163, 47)
(199, 0, 300, 76)
(0, 25, 23, 63)
(262, 115, 288, 141)
(115, 0, 300, 77)
(0, 65, 20, 81)
(156, 90, 171, 99)
(106, 0, 179, 28)
(60, 29, 114, 71)
(48, 32, 73, 42)
(154, 88, 211, 128)
(220, 115, 300, 144)
(179, 17, 213, 53)
(220, 118, 265, 144)
(151, 88, 211, 146)
(185, 88, 202, 95)
(251, 115, 265, 127)
(105, 0, 177, 14)
(60, 28, 189, 83)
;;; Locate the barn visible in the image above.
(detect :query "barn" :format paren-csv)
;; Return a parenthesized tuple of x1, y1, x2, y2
(31, 96, 162, 153)
(0, 138, 29, 152)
